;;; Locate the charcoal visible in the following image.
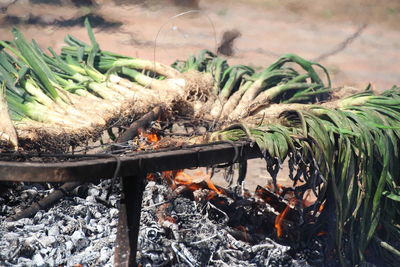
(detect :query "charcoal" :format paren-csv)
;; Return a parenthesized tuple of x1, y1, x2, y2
(32, 253, 45, 266)
(32, 210, 43, 223)
(17, 257, 34, 266)
(38, 236, 56, 247)
(88, 187, 101, 197)
(136, 179, 314, 267)
(1, 169, 325, 266)
(47, 225, 59, 236)
(0, 180, 120, 266)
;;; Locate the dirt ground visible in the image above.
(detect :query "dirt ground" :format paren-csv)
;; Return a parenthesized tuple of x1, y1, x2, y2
(1, 0, 399, 191)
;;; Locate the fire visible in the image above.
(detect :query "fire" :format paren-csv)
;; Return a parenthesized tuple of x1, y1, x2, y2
(161, 170, 178, 189)
(137, 128, 160, 145)
(162, 170, 175, 179)
(318, 202, 325, 213)
(265, 182, 284, 194)
(206, 191, 218, 201)
(275, 205, 290, 239)
(169, 169, 224, 195)
(316, 231, 327, 236)
(145, 133, 159, 143)
(204, 174, 224, 195)
(274, 198, 297, 239)
(146, 173, 155, 181)
(175, 170, 194, 184)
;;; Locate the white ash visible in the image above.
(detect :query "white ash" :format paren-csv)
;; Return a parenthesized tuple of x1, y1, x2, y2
(137, 180, 315, 267)
(0, 179, 120, 266)
(1, 175, 325, 266)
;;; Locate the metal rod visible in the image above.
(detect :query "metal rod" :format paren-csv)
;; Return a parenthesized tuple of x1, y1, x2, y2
(114, 202, 130, 267)
(0, 141, 263, 182)
(114, 174, 146, 267)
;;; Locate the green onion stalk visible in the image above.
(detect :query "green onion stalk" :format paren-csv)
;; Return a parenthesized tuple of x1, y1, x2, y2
(0, 83, 18, 149)
(58, 20, 215, 114)
(224, 54, 331, 121)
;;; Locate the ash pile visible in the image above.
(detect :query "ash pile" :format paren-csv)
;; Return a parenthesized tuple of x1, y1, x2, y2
(137, 171, 326, 267)
(0, 180, 120, 266)
(0, 169, 326, 266)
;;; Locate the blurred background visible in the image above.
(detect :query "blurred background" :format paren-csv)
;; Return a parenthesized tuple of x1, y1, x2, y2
(1, 0, 399, 188)
(1, 0, 399, 90)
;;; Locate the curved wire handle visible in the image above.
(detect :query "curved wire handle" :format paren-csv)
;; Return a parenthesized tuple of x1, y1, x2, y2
(153, 9, 218, 74)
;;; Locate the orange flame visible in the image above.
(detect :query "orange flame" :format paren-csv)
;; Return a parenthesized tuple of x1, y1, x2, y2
(266, 182, 284, 194)
(174, 170, 202, 191)
(318, 203, 325, 213)
(161, 170, 177, 189)
(146, 133, 159, 143)
(204, 174, 224, 195)
(206, 191, 218, 201)
(137, 128, 160, 144)
(146, 173, 155, 181)
(274, 198, 296, 239)
(275, 205, 290, 239)
(316, 231, 327, 236)
(175, 170, 193, 184)
(172, 170, 224, 195)
(162, 170, 175, 180)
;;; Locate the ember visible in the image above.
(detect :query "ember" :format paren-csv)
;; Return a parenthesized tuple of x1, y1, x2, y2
(137, 128, 160, 150)
(136, 170, 326, 266)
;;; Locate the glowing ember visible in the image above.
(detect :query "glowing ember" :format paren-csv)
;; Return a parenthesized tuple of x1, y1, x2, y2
(162, 170, 175, 180)
(146, 173, 155, 181)
(138, 128, 160, 143)
(265, 182, 284, 194)
(318, 203, 325, 212)
(145, 133, 159, 143)
(316, 231, 327, 236)
(206, 191, 218, 201)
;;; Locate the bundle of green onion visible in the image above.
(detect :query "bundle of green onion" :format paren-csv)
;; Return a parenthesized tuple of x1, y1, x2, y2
(173, 50, 331, 121)
(0, 19, 215, 151)
(0, 17, 333, 151)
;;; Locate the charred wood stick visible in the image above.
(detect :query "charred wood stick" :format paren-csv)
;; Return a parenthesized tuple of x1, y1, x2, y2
(255, 185, 301, 222)
(6, 181, 81, 222)
(116, 106, 163, 143)
(6, 108, 162, 222)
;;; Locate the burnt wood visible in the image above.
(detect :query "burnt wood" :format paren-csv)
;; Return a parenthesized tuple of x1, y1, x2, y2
(0, 141, 263, 182)
(116, 106, 163, 143)
(114, 202, 131, 267)
(6, 181, 81, 222)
